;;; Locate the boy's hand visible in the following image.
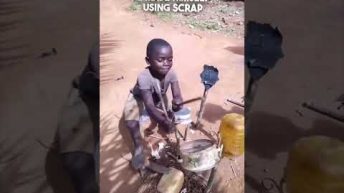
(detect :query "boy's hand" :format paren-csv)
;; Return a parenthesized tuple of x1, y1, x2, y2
(172, 99, 183, 112)
(167, 110, 175, 121)
(161, 118, 175, 133)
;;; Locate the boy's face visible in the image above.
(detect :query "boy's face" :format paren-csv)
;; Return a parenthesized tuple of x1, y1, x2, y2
(147, 45, 173, 76)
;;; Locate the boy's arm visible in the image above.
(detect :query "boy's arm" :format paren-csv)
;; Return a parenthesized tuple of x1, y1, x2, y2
(171, 81, 183, 111)
(140, 89, 171, 127)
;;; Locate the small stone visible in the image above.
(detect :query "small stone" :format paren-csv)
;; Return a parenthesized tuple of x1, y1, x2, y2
(237, 21, 243, 25)
(221, 17, 227, 25)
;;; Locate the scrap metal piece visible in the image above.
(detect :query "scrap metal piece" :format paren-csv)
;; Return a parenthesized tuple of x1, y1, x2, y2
(200, 65, 219, 91)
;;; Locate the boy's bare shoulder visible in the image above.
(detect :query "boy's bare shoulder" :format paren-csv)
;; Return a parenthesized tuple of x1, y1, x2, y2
(137, 68, 151, 77)
(137, 68, 152, 80)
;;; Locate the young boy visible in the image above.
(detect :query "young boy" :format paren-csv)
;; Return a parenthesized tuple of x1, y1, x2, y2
(123, 39, 184, 170)
(57, 42, 99, 193)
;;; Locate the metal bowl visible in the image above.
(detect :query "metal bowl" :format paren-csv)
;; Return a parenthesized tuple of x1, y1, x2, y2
(179, 139, 222, 172)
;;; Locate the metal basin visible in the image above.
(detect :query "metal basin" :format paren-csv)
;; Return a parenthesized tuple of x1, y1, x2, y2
(179, 139, 222, 172)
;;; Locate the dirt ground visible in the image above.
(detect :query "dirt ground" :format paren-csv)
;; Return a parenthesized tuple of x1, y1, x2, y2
(100, 0, 244, 193)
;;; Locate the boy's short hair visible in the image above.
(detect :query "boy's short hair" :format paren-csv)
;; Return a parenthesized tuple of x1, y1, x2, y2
(146, 39, 172, 58)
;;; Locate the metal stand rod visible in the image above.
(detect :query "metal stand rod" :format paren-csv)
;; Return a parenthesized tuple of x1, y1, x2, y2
(183, 124, 190, 141)
(195, 89, 209, 127)
(205, 167, 217, 193)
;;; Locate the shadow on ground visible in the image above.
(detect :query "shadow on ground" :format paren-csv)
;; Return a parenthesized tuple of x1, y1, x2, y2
(225, 46, 244, 56)
(45, 149, 76, 193)
(202, 103, 244, 124)
(247, 111, 344, 159)
(100, 110, 141, 193)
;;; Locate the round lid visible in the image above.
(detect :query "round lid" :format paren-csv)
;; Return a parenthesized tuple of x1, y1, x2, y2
(174, 107, 191, 120)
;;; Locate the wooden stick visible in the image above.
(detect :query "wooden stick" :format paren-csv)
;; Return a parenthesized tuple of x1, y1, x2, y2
(302, 102, 344, 123)
(155, 80, 183, 145)
(216, 131, 221, 148)
(227, 99, 245, 108)
(231, 164, 237, 177)
(179, 97, 202, 105)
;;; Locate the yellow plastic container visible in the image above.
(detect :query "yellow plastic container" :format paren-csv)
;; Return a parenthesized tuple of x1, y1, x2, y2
(219, 113, 245, 157)
(285, 136, 344, 193)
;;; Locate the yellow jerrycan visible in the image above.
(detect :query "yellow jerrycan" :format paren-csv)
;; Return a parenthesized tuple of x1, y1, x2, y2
(285, 136, 344, 193)
(219, 113, 244, 157)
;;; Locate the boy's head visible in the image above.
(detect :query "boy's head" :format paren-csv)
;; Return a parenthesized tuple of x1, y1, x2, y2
(146, 39, 173, 76)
